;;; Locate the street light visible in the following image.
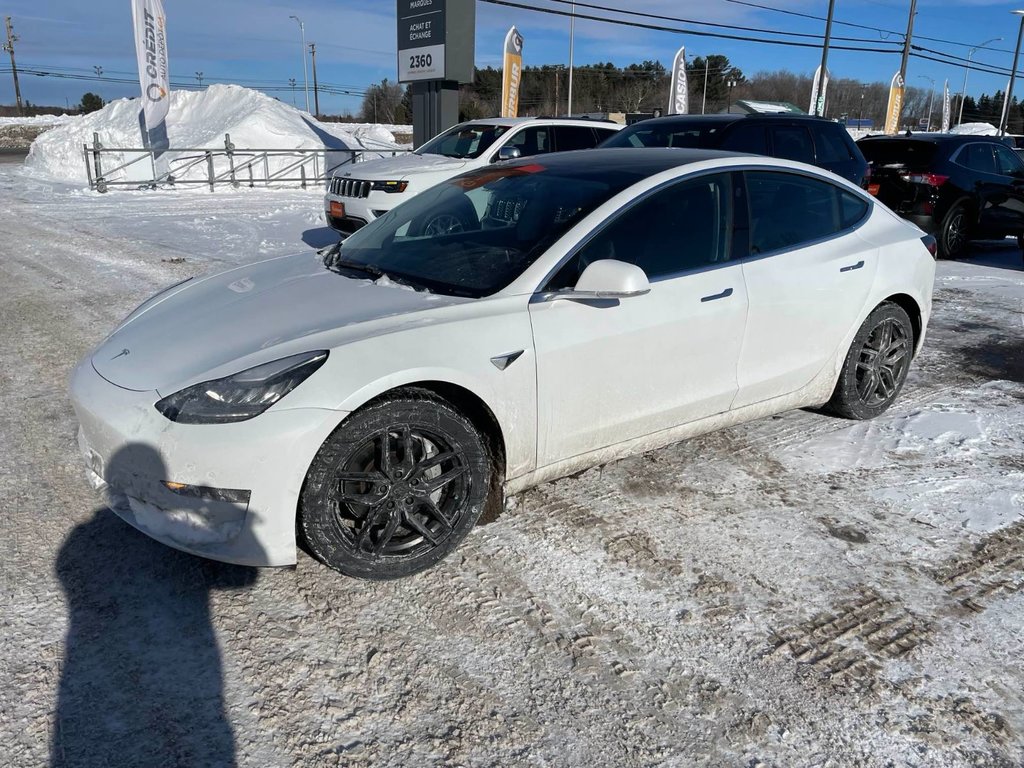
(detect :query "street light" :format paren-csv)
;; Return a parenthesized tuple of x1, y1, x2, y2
(195, 71, 204, 88)
(1001, 10, 1024, 136)
(959, 37, 1002, 126)
(288, 77, 296, 106)
(93, 65, 103, 78)
(567, 1, 575, 116)
(691, 53, 711, 115)
(918, 75, 935, 131)
(727, 79, 738, 112)
(289, 14, 310, 113)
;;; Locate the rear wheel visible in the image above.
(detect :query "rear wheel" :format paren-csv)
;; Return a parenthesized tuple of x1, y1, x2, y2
(300, 390, 492, 579)
(938, 204, 969, 259)
(826, 303, 914, 420)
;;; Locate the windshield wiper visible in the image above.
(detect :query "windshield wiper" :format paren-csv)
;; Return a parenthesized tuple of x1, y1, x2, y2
(327, 257, 385, 280)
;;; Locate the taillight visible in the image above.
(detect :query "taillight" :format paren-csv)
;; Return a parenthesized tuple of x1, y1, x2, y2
(920, 234, 938, 258)
(900, 173, 949, 187)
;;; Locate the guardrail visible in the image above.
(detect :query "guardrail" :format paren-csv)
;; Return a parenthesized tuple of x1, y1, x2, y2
(83, 132, 413, 193)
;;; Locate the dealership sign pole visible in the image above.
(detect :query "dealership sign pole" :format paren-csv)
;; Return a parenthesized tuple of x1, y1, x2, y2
(397, 0, 475, 148)
(667, 46, 688, 115)
(501, 27, 524, 118)
(131, 0, 170, 178)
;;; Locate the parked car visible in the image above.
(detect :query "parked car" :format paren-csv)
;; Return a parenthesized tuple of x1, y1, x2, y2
(598, 113, 870, 187)
(324, 117, 621, 234)
(72, 149, 935, 580)
(858, 133, 1024, 260)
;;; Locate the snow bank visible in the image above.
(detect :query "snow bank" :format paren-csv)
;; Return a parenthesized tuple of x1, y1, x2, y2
(25, 84, 405, 187)
(0, 114, 73, 126)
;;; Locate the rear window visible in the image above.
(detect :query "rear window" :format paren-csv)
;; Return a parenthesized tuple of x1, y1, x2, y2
(602, 121, 723, 149)
(858, 140, 938, 170)
(815, 127, 855, 164)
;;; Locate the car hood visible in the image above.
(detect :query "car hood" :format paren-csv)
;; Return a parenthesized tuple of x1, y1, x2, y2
(92, 252, 467, 393)
(340, 153, 469, 180)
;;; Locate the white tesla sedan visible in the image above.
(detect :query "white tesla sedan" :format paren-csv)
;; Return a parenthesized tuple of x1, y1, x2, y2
(71, 149, 936, 579)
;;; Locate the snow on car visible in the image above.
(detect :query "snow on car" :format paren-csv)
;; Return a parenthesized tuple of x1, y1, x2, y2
(323, 117, 621, 233)
(70, 148, 936, 580)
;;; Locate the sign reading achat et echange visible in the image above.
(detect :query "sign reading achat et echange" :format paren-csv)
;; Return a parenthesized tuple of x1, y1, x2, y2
(396, 0, 475, 84)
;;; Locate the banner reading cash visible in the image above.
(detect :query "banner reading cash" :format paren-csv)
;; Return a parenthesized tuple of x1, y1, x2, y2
(667, 46, 689, 115)
(501, 26, 523, 118)
(941, 79, 951, 132)
(131, 0, 170, 155)
(884, 72, 904, 135)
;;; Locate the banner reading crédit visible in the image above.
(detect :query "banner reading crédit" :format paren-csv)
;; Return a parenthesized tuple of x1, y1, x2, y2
(131, 0, 170, 156)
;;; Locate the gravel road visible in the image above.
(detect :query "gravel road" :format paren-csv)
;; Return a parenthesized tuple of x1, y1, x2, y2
(1, 168, 1022, 768)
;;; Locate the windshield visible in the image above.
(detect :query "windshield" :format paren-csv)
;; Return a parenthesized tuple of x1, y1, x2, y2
(416, 123, 510, 159)
(602, 121, 721, 149)
(333, 163, 634, 297)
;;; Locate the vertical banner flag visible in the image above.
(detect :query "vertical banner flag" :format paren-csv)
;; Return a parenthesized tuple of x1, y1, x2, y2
(809, 66, 830, 116)
(884, 72, 905, 135)
(668, 46, 688, 115)
(941, 79, 951, 132)
(132, 0, 170, 155)
(501, 27, 524, 118)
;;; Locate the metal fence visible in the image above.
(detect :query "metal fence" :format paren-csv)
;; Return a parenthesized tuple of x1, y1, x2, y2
(83, 132, 412, 193)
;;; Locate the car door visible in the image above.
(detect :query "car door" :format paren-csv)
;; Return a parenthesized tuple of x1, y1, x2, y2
(980, 143, 1024, 235)
(735, 169, 877, 408)
(553, 125, 603, 152)
(528, 172, 749, 467)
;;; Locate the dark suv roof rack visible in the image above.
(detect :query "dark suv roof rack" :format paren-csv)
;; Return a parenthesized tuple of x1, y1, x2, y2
(532, 115, 618, 123)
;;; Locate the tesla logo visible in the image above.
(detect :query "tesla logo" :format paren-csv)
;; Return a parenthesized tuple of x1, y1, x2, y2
(111, 348, 130, 360)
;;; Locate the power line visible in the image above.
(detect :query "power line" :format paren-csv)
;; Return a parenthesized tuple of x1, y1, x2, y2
(478, 0, 903, 53)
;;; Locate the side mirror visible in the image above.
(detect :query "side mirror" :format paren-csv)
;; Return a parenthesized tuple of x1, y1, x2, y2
(555, 259, 651, 300)
(497, 146, 522, 162)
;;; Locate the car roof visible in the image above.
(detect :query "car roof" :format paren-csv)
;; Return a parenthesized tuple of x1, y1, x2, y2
(496, 147, 760, 178)
(456, 116, 620, 128)
(859, 133, 1006, 144)
(624, 113, 839, 128)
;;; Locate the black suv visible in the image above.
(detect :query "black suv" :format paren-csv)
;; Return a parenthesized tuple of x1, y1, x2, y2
(599, 114, 869, 187)
(858, 134, 1024, 260)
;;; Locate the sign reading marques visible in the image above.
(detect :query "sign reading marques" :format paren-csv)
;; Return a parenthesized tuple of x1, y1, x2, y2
(397, 0, 447, 82)
(396, 0, 474, 84)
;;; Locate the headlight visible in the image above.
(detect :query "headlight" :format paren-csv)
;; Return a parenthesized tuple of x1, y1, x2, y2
(371, 180, 409, 193)
(155, 351, 328, 424)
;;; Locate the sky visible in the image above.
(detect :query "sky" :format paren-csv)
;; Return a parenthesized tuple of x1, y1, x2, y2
(2, 1, 1023, 115)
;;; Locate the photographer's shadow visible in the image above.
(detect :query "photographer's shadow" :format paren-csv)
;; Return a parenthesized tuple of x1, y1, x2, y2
(53, 444, 259, 768)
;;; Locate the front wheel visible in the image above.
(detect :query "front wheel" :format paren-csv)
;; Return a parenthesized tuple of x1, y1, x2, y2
(826, 303, 914, 420)
(300, 390, 492, 579)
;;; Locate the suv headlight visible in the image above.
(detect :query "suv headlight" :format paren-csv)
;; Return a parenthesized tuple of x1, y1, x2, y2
(371, 180, 409, 193)
(155, 351, 328, 424)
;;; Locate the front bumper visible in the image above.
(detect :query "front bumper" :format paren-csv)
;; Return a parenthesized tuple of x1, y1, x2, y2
(323, 190, 398, 232)
(69, 359, 346, 566)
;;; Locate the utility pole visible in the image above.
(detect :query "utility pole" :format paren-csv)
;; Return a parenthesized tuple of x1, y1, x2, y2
(309, 42, 320, 118)
(899, 0, 918, 89)
(814, 0, 836, 116)
(4, 17, 24, 115)
(567, 1, 575, 116)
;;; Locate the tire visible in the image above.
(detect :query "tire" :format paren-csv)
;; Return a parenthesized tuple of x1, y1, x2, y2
(1017, 233, 1024, 262)
(412, 197, 479, 237)
(938, 203, 970, 259)
(826, 303, 915, 420)
(299, 389, 492, 580)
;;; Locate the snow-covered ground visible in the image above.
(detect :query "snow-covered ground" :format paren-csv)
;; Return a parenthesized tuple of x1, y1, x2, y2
(0, 162, 1022, 767)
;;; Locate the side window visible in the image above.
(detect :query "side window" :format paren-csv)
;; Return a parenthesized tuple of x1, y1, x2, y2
(747, 171, 856, 254)
(554, 125, 600, 152)
(815, 127, 854, 164)
(770, 126, 815, 165)
(960, 143, 997, 174)
(547, 173, 733, 289)
(504, 127, 552, 158)
(992, 143, 1024, 176)
(593, 127, 619, 144)
(720, 124, 768, 155)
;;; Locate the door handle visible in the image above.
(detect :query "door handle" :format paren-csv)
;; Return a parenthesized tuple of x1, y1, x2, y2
(840, 260, 865, 273)
(700, 287, 733, 302)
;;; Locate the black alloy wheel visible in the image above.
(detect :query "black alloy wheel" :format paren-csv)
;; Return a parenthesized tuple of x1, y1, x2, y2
(827, 303, 914, 420)
(939, 205, 969, 259)
(300, 391, 491, 579)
